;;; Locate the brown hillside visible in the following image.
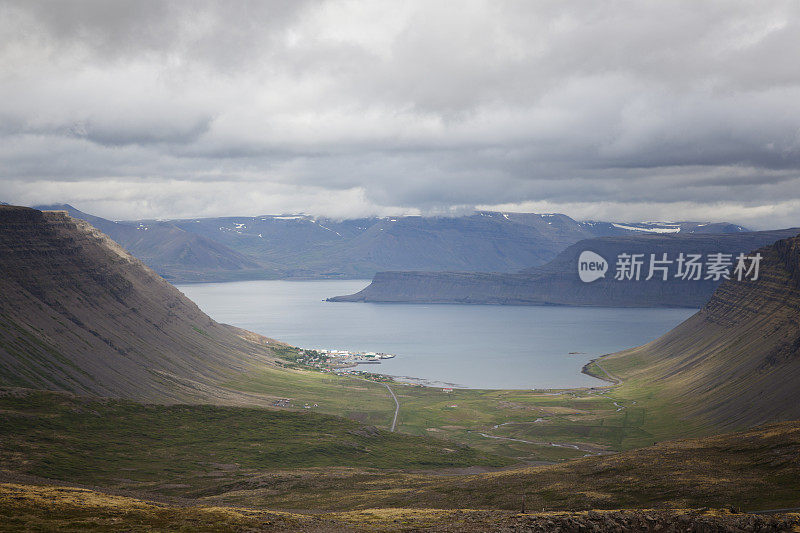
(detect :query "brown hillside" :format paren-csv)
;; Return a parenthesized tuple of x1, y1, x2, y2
(2, 482, 799, 532)
(0, 206, 278, 403)
(600, 232, 800, 429)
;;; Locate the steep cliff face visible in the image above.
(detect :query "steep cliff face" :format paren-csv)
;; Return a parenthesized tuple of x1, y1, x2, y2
(35, 204, 272, 283)
(602, 234, 800, 428)
(330, 230, 800, 307)
(0, 206, 277, 403)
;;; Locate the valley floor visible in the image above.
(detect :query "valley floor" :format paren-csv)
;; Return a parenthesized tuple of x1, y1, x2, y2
(225, 359, 669, 465)
(3, 339, 797, 524)
(3, 386, 800, 514)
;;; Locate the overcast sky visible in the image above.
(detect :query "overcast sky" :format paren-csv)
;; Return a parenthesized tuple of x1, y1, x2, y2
(1, 1, 799, 228)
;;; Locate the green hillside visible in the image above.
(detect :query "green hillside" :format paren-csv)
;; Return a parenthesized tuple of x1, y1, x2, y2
(0, 389, 509, 500)
(590, 233, 800, 436)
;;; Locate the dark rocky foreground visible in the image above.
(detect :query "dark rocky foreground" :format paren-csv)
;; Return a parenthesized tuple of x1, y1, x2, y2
(2, 480, 798, 533)
(488, 510, 799, 532)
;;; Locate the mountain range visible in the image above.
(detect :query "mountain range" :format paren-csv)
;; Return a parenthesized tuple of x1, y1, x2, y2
(331, 229, 800, 307)
(34, 204, 746, 282)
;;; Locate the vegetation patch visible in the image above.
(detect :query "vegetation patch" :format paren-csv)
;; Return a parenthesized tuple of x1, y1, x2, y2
(0, 389, 509, 502)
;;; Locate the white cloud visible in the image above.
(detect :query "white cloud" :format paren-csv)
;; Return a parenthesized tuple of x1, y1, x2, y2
(1, 0, 800, 227)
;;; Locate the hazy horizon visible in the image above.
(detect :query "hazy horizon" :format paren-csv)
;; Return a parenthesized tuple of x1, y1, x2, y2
(20, 201, 771, 230)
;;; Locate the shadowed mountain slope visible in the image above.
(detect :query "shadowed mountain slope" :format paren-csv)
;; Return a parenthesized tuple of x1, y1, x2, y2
(0, 205, 278, 403)
(330, 229, 800, 307)
(35, 204, 273, 282)
(597, 233, 800, 429)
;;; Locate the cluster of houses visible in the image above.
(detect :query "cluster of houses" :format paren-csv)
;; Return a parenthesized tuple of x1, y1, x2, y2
(272, 398, 319, 409)
(332, 369, 394, 382)
(317, 349, 396, 365)
(289, 348, 398, 383)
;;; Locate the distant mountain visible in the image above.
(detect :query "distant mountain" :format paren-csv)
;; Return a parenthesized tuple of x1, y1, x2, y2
(596, 232, 800, 428)
(0, 205, 280, 402)
(329, 229, 800, 307)
(165, 212, 748, 278)
(35, 204, 276, 282)
(162, 212, 577, 277)
(578, 220, 747, 236)
(33, 204, 751, 282)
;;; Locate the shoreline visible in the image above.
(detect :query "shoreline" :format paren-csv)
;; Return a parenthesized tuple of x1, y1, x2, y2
(581, 354, 621, 386)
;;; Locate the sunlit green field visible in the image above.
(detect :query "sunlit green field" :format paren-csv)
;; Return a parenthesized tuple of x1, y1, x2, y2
(227, 358, 665, 463)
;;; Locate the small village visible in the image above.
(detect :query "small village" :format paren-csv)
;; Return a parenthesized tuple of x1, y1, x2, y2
(272, 349, 398, 410)
(274, 346, 398, 384)
(295, 348, 396, 368)
(318, 349, 396, 364)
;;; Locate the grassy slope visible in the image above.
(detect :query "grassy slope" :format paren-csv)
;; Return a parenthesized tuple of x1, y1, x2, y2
(3, 389, 800, 513)
(0, 483, 323, 533)
(583, 358, 711, 443)
(195, 420, 800, 512)
(0, 389, 508, 501)
(228, 365, 652, 462)
(225, 367, 398, 429)
(581, 234, 800, 441)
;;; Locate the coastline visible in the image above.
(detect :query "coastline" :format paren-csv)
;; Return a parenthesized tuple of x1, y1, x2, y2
(581, 354, 621, 386)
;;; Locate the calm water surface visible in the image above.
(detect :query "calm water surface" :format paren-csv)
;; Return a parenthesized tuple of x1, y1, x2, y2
(177, 280, 696, 390)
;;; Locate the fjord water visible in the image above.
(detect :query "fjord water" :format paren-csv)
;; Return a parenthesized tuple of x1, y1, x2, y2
(177, 280, 696, 389)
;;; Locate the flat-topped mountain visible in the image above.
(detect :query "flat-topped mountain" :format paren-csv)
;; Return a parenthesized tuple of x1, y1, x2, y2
(33, 204, 748, 282)
(0, 205, 278, 403)
(596, 232, 800, 429)
(330, 229, 800, 307)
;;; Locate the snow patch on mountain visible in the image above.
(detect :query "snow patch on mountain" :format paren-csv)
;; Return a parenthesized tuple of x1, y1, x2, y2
(612, 223, 681, 234)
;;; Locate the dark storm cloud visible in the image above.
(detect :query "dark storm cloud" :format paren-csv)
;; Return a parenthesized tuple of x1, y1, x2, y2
(1, 0, 799, 227)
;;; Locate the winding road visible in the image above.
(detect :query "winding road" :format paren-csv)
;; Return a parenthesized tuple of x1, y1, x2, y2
(474, 359, 628, 457)
(475, 431, 609, 456)
(592, 360, 620, 385)
(384, 383, 399, 432)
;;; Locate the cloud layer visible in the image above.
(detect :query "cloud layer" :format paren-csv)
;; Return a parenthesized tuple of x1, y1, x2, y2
(1, 0, 799, 227)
